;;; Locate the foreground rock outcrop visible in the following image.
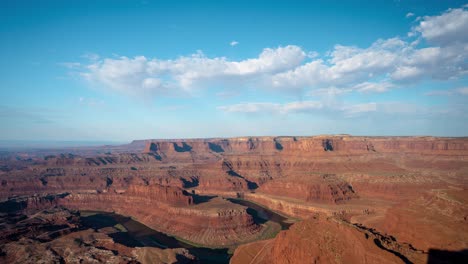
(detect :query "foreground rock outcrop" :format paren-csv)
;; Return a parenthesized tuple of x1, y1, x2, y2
(231, 215, 408, 264)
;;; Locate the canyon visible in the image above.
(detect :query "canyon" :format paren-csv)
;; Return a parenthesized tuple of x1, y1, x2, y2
(0, 135, 467, 263)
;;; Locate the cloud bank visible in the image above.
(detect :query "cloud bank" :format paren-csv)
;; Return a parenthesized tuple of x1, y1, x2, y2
(73, 5, 468, 116)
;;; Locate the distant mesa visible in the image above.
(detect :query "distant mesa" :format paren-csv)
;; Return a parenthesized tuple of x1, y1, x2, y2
(139, 136, 468, 157)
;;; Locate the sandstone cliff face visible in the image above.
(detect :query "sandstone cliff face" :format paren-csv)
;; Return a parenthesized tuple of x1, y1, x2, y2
(258, 174, 358, 204)
(141, 136, 468, 159)
(124, 184, 193, 206)
(143, 142, 158, 153)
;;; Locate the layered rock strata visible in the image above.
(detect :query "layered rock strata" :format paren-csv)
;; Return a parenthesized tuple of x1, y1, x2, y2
(0, 135, 467, 261)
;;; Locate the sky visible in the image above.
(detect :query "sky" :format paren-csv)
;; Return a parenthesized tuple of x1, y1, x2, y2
(0, 0, 467, 142)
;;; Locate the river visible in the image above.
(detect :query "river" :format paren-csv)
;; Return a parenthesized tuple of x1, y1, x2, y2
(80, 198, 294, 263)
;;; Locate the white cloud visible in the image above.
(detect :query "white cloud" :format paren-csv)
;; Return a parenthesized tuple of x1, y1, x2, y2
(218, 101, 434, 117)
(142, 78, 163, 89)
(425, 90, 453, 96)
(230, 41, 239, 46)
(218, 102, 278, 113)
(425, 87, 468, 96)
(398, 44, 468, 81)
(307, 51, 319, 58)
(412, 6, 468, 45)
(216, 90, 240, 98)
(270, 38, 408, 90)
(391, 66, 424, 82)
(406, 12, 415, 18)
(341, 102, 377, 115)
(271, 59, 329, 89)
(81, 45, 306, 97)
(271, 28, 467, 90)
(224, 45, 306, 75)
(82, 56, 170, 98)
(282, 101, 324, 113)
(218, 101, 429, 118)
(308, 81, 394, 96)
(72, 6, 468, 100)
(308, 87, 351, 96)
(352, 81, 394, 93)
(457, 87, 468, 95)
(218, 101, 323, 114)
(329, 41, 400, 75)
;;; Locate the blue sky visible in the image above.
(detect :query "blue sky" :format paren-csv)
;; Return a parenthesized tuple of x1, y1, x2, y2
(1, 0, 467, 141)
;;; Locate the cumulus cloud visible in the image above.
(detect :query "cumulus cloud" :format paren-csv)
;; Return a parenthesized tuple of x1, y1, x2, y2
(230, 41, 239, 46)
(270, 38, 405, 89)
(80, 46, 306, 97)
(72, 5, 467, 101)
(391, 66, 423, 82)
(406, 12, 415, 18)
(268, 7, 468, 91)
(81, 56, 170, 98)
(412, 6, 468, 45)
(271, 32, 467, 89)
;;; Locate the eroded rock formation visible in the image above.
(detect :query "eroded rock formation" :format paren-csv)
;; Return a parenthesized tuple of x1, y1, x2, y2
(231, 214, 432, 264)
(60, 185, 262, 246)
(0, 135, 467, 263)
